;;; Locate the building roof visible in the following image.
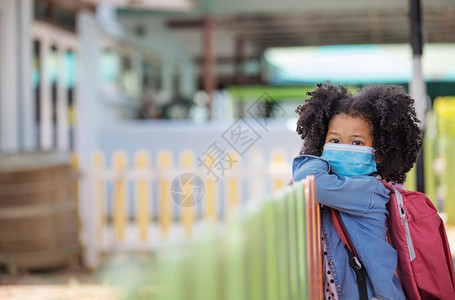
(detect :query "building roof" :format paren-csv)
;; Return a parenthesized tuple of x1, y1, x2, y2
(117, 0, 455, 49)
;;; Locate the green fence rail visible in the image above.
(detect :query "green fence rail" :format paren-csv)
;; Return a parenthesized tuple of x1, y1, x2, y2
(127, 176, 322, 300)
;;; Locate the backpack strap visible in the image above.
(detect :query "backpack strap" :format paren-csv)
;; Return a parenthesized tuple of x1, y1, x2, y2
(330, 209, 357, 256)
(379, 180, 417, 261)
(378, 179, 394, 192)
(330, 208, 369, 300)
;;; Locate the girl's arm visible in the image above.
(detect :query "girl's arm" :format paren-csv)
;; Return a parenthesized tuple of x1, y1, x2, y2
(292, 155, 389, 216)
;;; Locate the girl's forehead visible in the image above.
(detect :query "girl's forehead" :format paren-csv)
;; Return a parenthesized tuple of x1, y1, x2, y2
(328, 113, 372, 133)
(330, 113, 365, 123)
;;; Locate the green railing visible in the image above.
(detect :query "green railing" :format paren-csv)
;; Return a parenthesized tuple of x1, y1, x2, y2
(402, 97, 455, 224)
(123, 176, 322, 300)
(431, 96, 455, 223)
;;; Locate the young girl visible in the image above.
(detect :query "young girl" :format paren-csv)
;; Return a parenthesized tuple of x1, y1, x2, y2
(292, 84, 422, 300)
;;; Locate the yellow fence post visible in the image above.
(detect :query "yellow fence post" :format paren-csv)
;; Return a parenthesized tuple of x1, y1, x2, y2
(92, 151, 106, 241)
(226, 151, 240, 215)
(271, 149, 287, 191)
(134, 150, 150, 242)
(180, 150, 196, 238)
(157, 151, 173, 239)
(205, 177, 217, 221)
(112, 151, 128, 242)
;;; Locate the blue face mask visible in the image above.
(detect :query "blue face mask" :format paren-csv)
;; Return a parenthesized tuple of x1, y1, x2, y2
(320, 143, 377, 178)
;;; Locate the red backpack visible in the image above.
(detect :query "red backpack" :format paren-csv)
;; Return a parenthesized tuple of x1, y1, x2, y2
(332, 180, 455, 300)
(381, 181, 455, 300)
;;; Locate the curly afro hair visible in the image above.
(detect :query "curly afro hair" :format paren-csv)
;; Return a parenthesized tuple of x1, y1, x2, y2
(296, 83, 422, 184)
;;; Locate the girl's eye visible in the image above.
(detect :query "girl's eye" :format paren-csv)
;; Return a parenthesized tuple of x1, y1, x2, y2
(329, 139, 340, 143)
(352, 141, 363, 146)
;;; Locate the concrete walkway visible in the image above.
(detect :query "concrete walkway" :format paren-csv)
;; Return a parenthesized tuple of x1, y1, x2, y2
(1, 225, 455, 300)
(0, 269, 119, 300)
(446, 225, 455, 267)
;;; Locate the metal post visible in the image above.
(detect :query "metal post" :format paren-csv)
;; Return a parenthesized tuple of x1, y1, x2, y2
(77, 10, 101, 269)
(409, 0, 427, 193)
(409, 0, 427, 127)
(202, 16, 215, 119)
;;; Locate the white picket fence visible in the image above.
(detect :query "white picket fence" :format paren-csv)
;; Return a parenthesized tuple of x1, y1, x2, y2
(79, 148, 294, 268)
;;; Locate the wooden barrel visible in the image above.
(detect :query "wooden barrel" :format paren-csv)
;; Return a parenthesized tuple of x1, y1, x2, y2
(0, 152, 79, 272)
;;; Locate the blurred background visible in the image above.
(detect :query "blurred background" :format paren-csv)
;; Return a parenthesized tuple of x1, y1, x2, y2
(1, 0, 455, 299)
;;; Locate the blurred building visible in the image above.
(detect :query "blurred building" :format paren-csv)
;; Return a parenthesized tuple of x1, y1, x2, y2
(1, 0, 455, 154)
(1, 0, 455, 269)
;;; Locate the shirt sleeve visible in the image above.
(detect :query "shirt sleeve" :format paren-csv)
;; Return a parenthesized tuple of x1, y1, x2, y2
(292, 155, 389, 216)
